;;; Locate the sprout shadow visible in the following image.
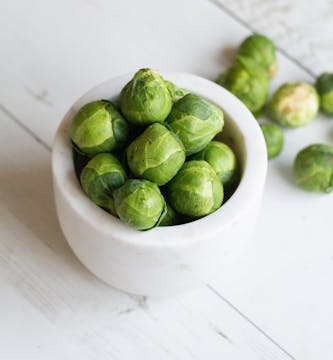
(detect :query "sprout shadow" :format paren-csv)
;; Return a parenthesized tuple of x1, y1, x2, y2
(218, 46, 237, 68)
(213, 46, 237, 82)
(223, 46, 237, 63)
(275, 161, 295, 187)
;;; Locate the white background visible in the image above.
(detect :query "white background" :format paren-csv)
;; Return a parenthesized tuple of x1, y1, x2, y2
(0, 0, 332, 359)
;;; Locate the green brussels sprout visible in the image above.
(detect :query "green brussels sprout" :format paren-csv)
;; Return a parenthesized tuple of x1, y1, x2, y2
(315, 73, 333, 116)
(252, 106, 266, 119)
(238, 33, 278, 78)
(259, 122, 284, 159)
(165, 80, 189, 103)
(113, 179, 165, 230)
(217, 56, 269, 114)
(268, 82, 319, 127)
(80, 153, 127, 214)
(126, 123, 185, 185)
(159, 203, 180, 226)
(192, 141, 238, 191)
(294, 144, 333, 193)
(168, 160, 223, 217)
(120, 68, 172, 125)
(70, 100, 128, 156)
(166, 94, 224, 156)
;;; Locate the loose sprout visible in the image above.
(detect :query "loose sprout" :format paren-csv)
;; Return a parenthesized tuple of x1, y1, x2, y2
(269, 82, 319, 127)
(217, 56, 269, 115)
(315, 73, 333, 116)
(260, 123, 284, 159)
(294, 144, 333, 193)
(238, 33, 278, 78)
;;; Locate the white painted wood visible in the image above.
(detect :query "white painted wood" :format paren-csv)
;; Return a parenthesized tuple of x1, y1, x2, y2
(0, 109, 290, 359)
(0, 0, 237, 147)
(1, 0, 333, 358)
(208, 3, 333, 359)
(215, 0, 333, 75)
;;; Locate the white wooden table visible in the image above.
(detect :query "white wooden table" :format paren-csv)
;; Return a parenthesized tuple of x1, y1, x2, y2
(1, 1, 332, 359)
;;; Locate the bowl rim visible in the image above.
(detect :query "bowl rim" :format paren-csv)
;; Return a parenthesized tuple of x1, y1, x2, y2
(52, 72, 267, 247)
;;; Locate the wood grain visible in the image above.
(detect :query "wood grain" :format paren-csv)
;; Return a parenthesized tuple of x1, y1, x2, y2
(1, 0, 333, 358)
(215, 0, 333, 76)
(0, 105, 291, 359)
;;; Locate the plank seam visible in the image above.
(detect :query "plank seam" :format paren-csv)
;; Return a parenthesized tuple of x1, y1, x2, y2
(206, 286, 295, 359)
(206, 1, 319, 358)
(1, 94, 296, 358)
(0, 104, 51, 152)
(209, 0, 316, 79)
(1, 3, 312, 356)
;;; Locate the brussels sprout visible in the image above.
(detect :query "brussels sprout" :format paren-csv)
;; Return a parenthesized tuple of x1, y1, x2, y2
(113, 179, 165, 230)
(315, 73, 333, 116)
(165, 80, 189, 103)
(80, 153, 127, 214)
(252, 106, 266, 119)
(159, 203, 180, 226)
(168, 160, 223, 217)
(294, 144, 333, 193)
(268, 82, 319, 127)
(217, 56, 269, 114)
(120, 68, 172, 125)
(70, 100, 128, 156)
(192, 141, 238, 190)
(126, 123, 185, 185)
(259, 123, 284, 159)
(166, 94, 224, 155)
(238, 33, 278, 78)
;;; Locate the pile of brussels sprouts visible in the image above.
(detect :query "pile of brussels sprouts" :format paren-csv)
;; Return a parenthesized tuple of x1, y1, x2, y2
(216, 33, 333, 194)
(71, 69, 239, 230)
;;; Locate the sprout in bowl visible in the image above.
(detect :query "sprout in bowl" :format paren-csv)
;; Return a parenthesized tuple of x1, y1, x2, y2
(52, 71, 267, 296)
(69, 69, 233, 231)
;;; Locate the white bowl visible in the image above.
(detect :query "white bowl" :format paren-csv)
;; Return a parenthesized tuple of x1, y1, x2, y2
(52, 72, 267, 297)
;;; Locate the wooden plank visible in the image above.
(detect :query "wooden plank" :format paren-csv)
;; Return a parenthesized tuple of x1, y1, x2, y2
(0, 0, 248, 146)
(0, 110, 291, 359)
(214, 0, 333, 75)
(208, 2, 333, 359)
(1, 0, 332, 358)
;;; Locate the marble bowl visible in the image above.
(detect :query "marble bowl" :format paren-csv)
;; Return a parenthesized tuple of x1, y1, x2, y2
(52, 72, 267, 296)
